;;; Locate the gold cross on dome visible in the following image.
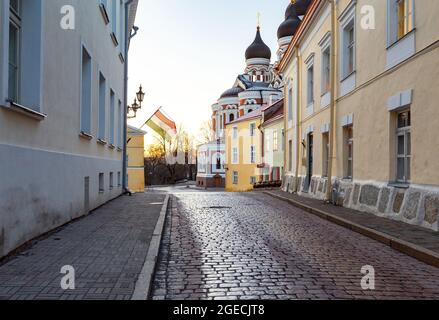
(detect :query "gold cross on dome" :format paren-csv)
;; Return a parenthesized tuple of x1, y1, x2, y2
(257, 12, 261, 27)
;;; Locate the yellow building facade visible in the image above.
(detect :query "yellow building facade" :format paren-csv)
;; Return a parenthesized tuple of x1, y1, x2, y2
(225, 111, 262, 192)
(279, 0, 439, 230)
(127, 125, 146, 193)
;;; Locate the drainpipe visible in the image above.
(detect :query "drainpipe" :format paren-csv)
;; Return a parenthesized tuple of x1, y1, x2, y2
(294, 46, 301, 193)
(122, 0, 135, 192)
(326, 0, 338, 202)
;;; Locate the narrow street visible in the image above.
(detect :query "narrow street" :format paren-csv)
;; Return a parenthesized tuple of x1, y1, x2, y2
(152, 189, 439, 300)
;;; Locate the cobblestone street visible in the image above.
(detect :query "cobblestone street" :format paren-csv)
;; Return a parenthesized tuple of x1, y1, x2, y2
(151, 190, 439, 300)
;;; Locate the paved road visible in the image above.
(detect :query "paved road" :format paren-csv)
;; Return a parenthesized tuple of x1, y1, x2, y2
(151, 191, 439, 300)
(0, 192, 166, 300)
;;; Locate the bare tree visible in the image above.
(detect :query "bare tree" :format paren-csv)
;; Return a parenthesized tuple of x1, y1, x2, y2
(197, 119, 215, 145)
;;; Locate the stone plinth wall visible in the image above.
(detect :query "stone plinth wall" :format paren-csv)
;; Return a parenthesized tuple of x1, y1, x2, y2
(282, 174, 439, 231)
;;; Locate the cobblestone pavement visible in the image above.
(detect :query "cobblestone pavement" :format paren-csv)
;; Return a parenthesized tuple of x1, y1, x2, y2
(0, 192, 166, 300)
(151, 191, 439, 300)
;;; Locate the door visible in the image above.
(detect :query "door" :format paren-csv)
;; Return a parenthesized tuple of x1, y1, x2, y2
(306, 133, 313, 191)
(84, 177, 90, 214)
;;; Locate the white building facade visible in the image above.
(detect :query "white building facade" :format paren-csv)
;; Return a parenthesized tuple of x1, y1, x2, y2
(0, 0, 138, 257)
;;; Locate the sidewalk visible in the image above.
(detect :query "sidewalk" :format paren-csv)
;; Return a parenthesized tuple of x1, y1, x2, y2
(265, 190, 439, 268)
(0, 192, 167, 300)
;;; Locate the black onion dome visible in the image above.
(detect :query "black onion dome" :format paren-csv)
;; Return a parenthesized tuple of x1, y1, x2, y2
(277, 12, 301, 39)
(245, 27, 272, 60)
(293, 0, 312, 16)
(219, 87, 244, 99)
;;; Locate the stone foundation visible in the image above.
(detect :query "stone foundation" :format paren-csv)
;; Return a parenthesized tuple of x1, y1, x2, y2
(282, 174, 439, 231)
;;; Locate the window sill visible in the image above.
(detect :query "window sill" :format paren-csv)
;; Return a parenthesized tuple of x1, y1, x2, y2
(99, 4, 110, 25)
(2, 101, 46, 121)
(111, 32, 119, 47)
(340, 70, 356, 83)
(117, 147, 123, 152)
(387, 29, 416, 51)
(388, 182, 410, 189)
(109, 144, 116, 149)
(79, 131, 93, 141)
(119, 53, 125, 64)
(97, 139, 107, 145)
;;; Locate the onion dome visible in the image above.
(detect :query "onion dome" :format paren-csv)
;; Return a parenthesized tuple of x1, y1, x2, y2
(245, 27, 272, 60)
(291, 0, 312, 17)
(219, 87, 244, 99)
(277, 5, 301, 39)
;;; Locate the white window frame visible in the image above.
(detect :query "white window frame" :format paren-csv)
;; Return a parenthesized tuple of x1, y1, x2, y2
(8, 0, 21, 103)
(395, 109, 411, 183)
(250, 123, 256, 137)
(232, 147, 238, 164)
(80, 45, 92, 135)
(339, 2, 356, 80)
(319, 32, 331, 96)
(98, 72, 107, 142)
(233, 171, 238, 185)
(250, 145, 256, 164)
(233, 126, 238, 140)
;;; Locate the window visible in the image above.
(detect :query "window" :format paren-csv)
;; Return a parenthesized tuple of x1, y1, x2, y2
(250, 176, 256, 185)
(98, 73, 106, 141)
(99, 0, 110, 24)
(109, 90, 115, 145)
(119, 0, 125, 54)
(233, 171, 238, 185)
(111, 0, 119, 45)
(387, 0, 415, 44)
(233, 127, 238, 139)
(99, 173, 104, 193)
(232, 147, 238, 164)
(288, 88, 293, 121)
(117, 172, 121, 187)
(322, 46, 331, 94)
(396, 110, 411, 182)
(110, 172, 114, 189)
(288, 140, 293, 172)
(322, 133, 329, 177)
(307, 64, 314, 105)
(273, 130, 278, 151)
(342, 20, 355, 78)
(250, 146, 256, 164)
(117, 100, 122, 148)
(229, 113, 235, 123)
(81, 47, 92, 134)
(250, 123, 256, 137)
(344, 126, 354, 179)
(8, 0, 21, 102)
(281, 129, 285, 152)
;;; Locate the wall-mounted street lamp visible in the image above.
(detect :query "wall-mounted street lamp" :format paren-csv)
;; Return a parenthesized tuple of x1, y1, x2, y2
(127, 84, 145, 119)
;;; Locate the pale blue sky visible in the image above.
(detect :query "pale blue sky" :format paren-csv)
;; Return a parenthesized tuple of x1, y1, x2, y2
(127, 0, 289, 143)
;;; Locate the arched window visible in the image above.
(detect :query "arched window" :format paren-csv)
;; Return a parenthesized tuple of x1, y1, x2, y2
(248, 109, 253, 114)
(229, 113, 235, 122)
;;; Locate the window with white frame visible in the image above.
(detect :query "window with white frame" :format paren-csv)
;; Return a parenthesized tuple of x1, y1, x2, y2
(99, 173, 104, 193)
(387, 0, 414, 45)
(322, 46, 331, 95)
(117, 100, 122, 148)
(109, 90, 115, 145)
(288, 87, 293, 121)
(307, 63, 314, 105)
(344, 125, 354, 179)
(250, 145, 256, 164)
(396, 110, 411, 183)
(233, 171, 238, 185)
(81, 47, 92, 135)
(340, 5, 356, 79)
(111, 0, 119, 45)
(233, 126, 238, 139)
(8, 0, 21, 103)
(98, 72, 107, 141)
(322, 132, 329, 177)
(232, 147, 238, 164)
(110, 172, 114, 189)
(273, 130, 278, 151)
(250, 123, 256, 137)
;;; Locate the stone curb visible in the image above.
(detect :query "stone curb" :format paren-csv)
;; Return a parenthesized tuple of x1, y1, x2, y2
(131, 194, 170, 300)
(264, 191, 439, 269)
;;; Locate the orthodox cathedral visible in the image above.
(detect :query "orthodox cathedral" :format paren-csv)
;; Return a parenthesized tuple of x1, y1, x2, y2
(197, 0, 311, 188)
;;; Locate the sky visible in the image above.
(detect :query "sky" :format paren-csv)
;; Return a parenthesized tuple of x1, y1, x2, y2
(127, 0, 289, 145)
